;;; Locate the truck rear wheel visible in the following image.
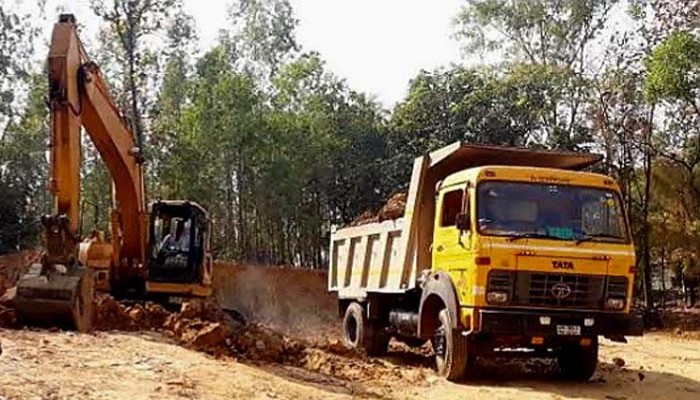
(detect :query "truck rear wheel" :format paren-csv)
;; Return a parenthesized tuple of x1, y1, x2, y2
(342, 302, 389, 356)
(433, 309, 471, 381)
(558, 337, 598, 381)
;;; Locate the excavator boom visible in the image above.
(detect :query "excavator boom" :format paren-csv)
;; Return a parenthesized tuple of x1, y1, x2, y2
(15, 14, 148, 330)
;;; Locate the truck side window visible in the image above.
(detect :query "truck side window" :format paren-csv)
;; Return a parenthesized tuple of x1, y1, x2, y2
(441, 190, 463, 227)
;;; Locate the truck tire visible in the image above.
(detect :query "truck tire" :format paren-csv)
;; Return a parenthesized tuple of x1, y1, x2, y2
(342, 302, 389, 356)
(558, 337, 598, 381)
(433, 309, 470, 381)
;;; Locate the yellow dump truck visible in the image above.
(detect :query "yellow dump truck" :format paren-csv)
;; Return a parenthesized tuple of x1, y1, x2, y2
(329, 142, 643, 381)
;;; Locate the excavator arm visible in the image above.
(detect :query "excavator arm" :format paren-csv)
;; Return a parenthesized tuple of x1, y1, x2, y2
(50, 14, 146, 262)
(15, 14, 148, 330)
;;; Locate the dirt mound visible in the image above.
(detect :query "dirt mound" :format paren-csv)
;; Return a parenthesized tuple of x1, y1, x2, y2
(93, 294, 307, 362)
(0, 252, 434, 389)
(0, 250, 38, 328)
(349, 210, 378, 226)
(94, 295, 170, 331)
(378, 192, 407, 221)
(0, 250, 39, 293)
(659, 307, 700, 339)
(93, 293, 429, 385)
(0, 287, 17, 327)
(1, 251, 341, 363)
(231, 323, 308, 362)
(95, 296, 234, 354)
(296, 340, 432, 387)
(350, 192, 407, 226)
(213, 263, 338, 341)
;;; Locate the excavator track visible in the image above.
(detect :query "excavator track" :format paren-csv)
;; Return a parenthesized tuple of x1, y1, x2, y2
(14, 263, 94, 332)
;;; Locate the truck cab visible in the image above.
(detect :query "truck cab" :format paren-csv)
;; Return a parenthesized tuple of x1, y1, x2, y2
(434, 166, 634, 313)
(430, 166, 639, 377)
(329, 142, 643, 382)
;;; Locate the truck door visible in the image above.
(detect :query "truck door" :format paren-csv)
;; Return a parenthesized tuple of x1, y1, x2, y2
(432, 187, 473, 272)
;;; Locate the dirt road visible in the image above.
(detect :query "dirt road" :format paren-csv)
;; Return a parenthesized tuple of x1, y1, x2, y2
(1, 329, 698, 400)
(2, 255, 699, 399)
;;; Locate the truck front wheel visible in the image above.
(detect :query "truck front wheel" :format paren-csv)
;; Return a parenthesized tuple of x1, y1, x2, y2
(342, 302, 389, 356)
(433, 309, 472, 381)
(558, 337, 598, 381)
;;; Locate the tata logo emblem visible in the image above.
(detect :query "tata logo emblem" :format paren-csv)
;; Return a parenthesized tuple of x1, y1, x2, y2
(551, 282, 572, 299)
(552, 260, 574, 270)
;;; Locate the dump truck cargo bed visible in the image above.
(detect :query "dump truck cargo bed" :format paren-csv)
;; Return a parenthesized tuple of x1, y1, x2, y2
(329, 218, 417, 298)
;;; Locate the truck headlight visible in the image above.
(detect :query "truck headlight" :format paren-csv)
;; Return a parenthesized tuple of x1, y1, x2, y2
(606, 298, 625, 310)
(487, 291, 509, 304)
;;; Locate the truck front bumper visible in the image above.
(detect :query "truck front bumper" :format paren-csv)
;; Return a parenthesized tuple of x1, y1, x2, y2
(477, 308, 644, 337)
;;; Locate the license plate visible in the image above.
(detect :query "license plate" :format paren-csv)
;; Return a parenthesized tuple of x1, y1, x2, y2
(169, 296, 184, 304)
(556, 325, 581, 336)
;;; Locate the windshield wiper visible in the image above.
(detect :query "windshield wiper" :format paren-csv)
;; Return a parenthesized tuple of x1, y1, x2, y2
(575, 233, 624, 245)
(507, 232, 561, 242)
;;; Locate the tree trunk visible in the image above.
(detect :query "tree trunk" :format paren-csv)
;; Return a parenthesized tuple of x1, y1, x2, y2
(661, 247, 667, 310)
(641, 107, 655, 309)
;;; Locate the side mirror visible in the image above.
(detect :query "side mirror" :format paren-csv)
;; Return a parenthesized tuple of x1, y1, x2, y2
(456, 212, 470, 231)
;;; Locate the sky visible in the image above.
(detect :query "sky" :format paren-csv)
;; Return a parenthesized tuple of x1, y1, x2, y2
(37, 0, 464, 107)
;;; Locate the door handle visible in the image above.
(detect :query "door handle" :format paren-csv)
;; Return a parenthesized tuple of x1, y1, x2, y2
(436, 245, 444, 252)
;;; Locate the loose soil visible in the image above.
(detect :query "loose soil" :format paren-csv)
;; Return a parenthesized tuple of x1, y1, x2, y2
(350, 192, 407, 226)
(1, 251, 700, 399)
(1, 330, 699, 399)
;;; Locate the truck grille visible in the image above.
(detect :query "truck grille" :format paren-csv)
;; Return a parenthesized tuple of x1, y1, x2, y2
(518, 272, 605, 308)
(487, 270, 512, 292)
(606, 276, 629, 298)
(487, 270, 628, 310)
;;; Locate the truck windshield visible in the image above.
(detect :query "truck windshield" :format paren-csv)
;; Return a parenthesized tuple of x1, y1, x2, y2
(477, 181, 628, 243)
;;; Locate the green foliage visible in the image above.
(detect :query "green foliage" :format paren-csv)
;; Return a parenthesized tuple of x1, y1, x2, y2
(454, 0, 610, 150)
(385, 62, 592, 187)
(90, 0, 183, 148)
(644, 31, 700, 104)
(142, 30, 389, 265)
(0, 4, 43, 254)
(149, 9, 198, 196)
(0, 3, 38, 120)
(455, 0, 618, 66)
(0, 74, 49, 252)
(228, 0, 299, 76)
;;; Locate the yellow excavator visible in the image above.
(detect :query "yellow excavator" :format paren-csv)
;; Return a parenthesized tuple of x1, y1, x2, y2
(15, 14, 213, 331)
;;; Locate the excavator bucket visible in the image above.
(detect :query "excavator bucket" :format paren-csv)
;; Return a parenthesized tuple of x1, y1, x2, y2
(14, 263, 94, 332)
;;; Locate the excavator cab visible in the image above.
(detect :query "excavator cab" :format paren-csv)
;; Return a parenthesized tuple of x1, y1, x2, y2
(146, 201, 212, 298)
